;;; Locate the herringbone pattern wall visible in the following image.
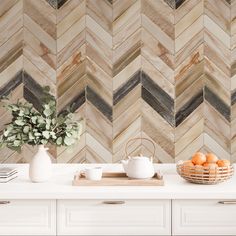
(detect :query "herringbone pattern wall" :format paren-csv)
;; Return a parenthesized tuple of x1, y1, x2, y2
(0, 0, 236, 163)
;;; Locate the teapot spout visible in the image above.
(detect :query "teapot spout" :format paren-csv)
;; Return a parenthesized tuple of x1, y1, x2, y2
(121, 159, 129, 172)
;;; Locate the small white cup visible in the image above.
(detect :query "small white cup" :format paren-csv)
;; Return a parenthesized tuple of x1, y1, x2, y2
(84, 167, 102, 181)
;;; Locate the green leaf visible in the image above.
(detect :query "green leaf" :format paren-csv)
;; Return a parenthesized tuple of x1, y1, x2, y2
(0, 92, 83, 149)
(3, 127, 12, 137)
(67, 113, 73, 119)
(10, 105, 19, 112)
(43, 108, 53, 117)
(7, 135, 16, 141)
(51, 118, 56, 125)
(64, 136, 75, 146)
(24, 107, 30, 115)
(42, 131, 50, 139)
(37, 117, 44, 124)
(13, 140, 21, 146)
(50, 131, 56, 139)
(28, 132, 34, 140)
(56, 137, 62, 145)
(49, 100, 56, 107)
(18, 110, 24, 117)
(31, 116, 37, 124)
(23, 126, 30, 134)
(34, 132, 41, 137)
(15, 119, 24, 126)
(41, 139, 48, 145)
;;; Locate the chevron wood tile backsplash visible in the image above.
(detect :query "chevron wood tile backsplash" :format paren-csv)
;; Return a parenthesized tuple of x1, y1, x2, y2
(1, 0, 236, 163)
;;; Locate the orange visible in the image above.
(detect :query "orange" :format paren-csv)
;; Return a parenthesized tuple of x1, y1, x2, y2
(217, 159, 230, 167)
(206, 153, 218, 163)
(183, 160, 194, 166)
(192, 152, 206, 165)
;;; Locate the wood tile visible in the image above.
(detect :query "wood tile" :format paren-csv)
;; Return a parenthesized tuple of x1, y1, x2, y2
(204, 133, 230, 160)
(86, 15, 112, 48)
(205, 57, 230, 91)
(57, 15, 85, 53)
(142, 101, 175, 157)
(113, 55, 141, 91)
(175, 118, 204, 155)
(142, 57, 175, 98)
(57, 0, 85, 37)
(57, 0, 83, 23)
(175, 0, 203, 37)
(86, 133, 112, 163)
(113, 84, 141, 120)
(24, 0, 56, 39)
(142, 0, 174, 38)
(24, 13, 56, 54)
(113, 117, 141, 161)
(0, 0, 236, 163)
(175, 0, 202, 23)
(113, 98, 141, 138)
(175, 15, 203, 53)
(87, 0, 112, 34)
(141, 14, 174, 54)
(175, 134, 204, 162)
(87, 102, 112, 152)
(204, 0, 230, 34)
(0, 0, 23, 47)
(204, 15, 231, 48)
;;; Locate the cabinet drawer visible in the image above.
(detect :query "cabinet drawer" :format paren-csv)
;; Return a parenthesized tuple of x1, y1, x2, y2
(57, 199, 171, 235)
(0, 200, 56, 235)
(172, 200, 236, 235)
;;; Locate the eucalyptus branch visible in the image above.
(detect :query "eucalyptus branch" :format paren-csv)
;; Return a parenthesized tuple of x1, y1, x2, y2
(0, 88, 82, 152)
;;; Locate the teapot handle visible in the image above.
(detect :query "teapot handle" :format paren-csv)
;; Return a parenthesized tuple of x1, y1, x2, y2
(125, 137, 156, 161)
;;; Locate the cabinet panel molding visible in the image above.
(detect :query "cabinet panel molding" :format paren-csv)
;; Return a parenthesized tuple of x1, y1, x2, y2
(0, 200, 56, 235)
(172, 199, 236, 235)
(57, 199, 171, 235)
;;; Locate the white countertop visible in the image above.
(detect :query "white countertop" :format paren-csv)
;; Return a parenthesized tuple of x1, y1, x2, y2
(0, 164, 236, 200)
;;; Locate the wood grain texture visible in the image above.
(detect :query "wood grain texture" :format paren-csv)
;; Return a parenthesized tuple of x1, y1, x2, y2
(1, 0, 236, 163)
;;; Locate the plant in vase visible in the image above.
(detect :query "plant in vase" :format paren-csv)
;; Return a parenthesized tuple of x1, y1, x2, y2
(0, 88, 82, 182)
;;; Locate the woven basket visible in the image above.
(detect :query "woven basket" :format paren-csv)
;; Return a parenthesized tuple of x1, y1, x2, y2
(176, 163, 234, 185)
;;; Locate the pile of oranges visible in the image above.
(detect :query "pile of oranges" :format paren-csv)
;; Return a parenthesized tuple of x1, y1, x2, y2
(182, 152, 230, 170)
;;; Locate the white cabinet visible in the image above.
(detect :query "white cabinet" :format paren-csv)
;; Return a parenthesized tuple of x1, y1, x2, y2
(0, 200, 56, 235)
(172, 200, 236, 235)
(1, 198, 236, 236)
(57, 199, 171, 235)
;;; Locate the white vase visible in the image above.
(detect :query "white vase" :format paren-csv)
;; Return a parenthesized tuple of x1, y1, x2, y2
(29, 145, 52, 183)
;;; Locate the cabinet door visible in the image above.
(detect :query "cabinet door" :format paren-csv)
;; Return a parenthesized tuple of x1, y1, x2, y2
(172, 199, 236, 235)
(57, 199, 171, 235)
(0, 200, 56, 235)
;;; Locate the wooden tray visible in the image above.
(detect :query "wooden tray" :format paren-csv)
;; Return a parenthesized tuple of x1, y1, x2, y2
(72, 172, 164, 186)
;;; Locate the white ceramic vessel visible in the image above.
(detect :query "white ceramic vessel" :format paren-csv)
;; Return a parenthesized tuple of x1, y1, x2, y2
(29, 145, 52, 183)
(121, 156, 155, 179)
(84, 167, 103, 181)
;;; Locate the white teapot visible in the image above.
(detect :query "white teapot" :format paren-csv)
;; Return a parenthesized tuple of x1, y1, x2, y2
(121, 155, 155, 179)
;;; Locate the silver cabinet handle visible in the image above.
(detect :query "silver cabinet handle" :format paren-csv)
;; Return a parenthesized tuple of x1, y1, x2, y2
(0, 201, 10, 205)
(102, 200, 125, 205)
(218, 201, 236, 204)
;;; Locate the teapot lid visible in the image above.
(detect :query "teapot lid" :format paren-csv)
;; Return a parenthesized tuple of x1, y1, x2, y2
(129, 155, 150, 161)
(132, 156, 148, 160)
